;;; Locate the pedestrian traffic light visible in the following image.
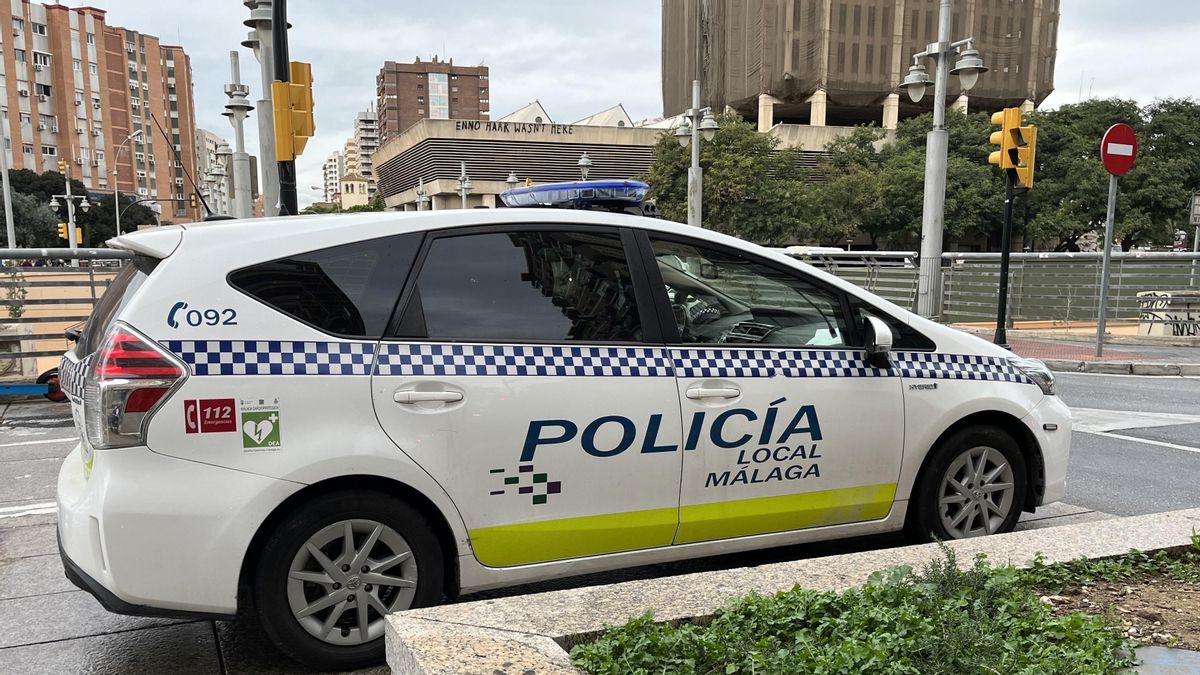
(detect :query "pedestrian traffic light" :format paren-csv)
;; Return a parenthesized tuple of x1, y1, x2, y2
(988, 107, 1037, 189)
(271, 61, 315, 161)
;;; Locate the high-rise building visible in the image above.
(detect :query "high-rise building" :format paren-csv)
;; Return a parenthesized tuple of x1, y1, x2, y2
(0, 2, 203, 222)
(662, 0, 1059, 129)
(343, 137, 358, 176)
(376, 56, 489, 142)
(195, 128, 227, 214)
(352, 108, 378, 196)
(322, 151, 343, 202)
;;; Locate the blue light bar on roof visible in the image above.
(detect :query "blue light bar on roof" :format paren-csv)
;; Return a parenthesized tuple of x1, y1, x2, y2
(499, 180, 649, 208)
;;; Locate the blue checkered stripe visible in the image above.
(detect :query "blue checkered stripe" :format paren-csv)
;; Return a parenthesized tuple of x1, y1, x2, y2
(164, 340, 376, 376)
(672, 348, 890, 379)
(57, 353, 92, 398)
(672, 349, 1032, 384)
(894, 352, 1032, 383)
(374, 343, 674, 377)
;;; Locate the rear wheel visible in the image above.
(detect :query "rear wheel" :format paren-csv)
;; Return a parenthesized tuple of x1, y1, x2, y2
(913, 425, 1027, 541)
(253, 491, 444, 670)
(37, 370, 67, 402)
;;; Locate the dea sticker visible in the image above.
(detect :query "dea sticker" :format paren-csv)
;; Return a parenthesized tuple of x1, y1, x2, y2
(240, 398, 281, 451)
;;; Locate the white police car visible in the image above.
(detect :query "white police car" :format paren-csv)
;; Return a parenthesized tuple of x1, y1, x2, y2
(56, 209, 1069, 669)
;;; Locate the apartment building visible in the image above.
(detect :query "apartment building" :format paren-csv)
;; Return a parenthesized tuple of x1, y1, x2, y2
(376, 56, 489, 142)
(321, 150, 342, 202)
(0, 1, 201, 222)
(352, 108, 377, 195)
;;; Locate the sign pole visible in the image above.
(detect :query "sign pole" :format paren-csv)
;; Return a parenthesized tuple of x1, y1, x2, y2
(993, 169, 1016, 348)
(1095, 173, 1119, 357)
(1190, 190, 1200, 288)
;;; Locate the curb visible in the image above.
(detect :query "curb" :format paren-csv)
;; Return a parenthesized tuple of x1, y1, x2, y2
(1042, 359, 1200, 376)
(385, 509, 1200, 674)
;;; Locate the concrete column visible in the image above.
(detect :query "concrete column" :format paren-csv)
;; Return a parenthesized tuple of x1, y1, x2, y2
(1020, 99, 1035, 114)
(808, 89, 827, 127)
(882, 93, 900, 130)
(951, 94, 969, 114)
(757, 94, 775, 132)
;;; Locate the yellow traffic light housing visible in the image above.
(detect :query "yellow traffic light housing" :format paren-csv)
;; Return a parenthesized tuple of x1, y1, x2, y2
(57, 223, 67, 240)
(272, 61, 316, 161)
(188, 193, 198, 209)
(57, 159, 67, 175)
(988, 107, 1036, 189)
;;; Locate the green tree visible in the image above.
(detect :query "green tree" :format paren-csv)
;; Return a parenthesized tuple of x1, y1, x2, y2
(643, 113, 817, 245)
(1, 191, 60, 247)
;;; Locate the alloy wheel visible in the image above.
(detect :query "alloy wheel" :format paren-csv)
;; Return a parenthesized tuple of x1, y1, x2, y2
(937, 445, 1016, 538)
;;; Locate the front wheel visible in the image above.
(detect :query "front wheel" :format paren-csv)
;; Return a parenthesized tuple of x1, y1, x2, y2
(253, 491, 444, 670)
(913, 425, 1027, 541)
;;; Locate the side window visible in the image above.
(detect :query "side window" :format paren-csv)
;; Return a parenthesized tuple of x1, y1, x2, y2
(848, 297, 937, 350)
(229, 234, 422, 338)
(397, 229, 644, 342)
(650, 238, 851, 347)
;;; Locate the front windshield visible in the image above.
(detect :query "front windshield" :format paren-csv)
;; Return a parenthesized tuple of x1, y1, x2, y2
(654, 241, 850, 347)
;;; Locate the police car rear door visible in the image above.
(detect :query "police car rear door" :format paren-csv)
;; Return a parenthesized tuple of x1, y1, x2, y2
(372, 225, 683, 568)
(638, 233, 905, 545)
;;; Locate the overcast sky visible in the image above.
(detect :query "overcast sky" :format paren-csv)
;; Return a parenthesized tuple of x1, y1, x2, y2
(89, 0, 1196, 209)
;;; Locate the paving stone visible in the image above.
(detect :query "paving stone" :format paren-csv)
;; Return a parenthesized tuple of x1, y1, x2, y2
(1083, 361, 1134, 374)
(0, 524, 58, 560)
(0, 590, 182, 649)
(0, 553, 76, 601)
(1043, 359, 1084, 373)
(215, 617, 389, 675)
(1131, 363, 1183, 376)
(1178, 364, 1200, 377)
(0, 622, 219, 675)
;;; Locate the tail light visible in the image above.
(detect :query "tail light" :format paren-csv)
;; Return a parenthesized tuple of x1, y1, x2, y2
(84, 322, 186, 449)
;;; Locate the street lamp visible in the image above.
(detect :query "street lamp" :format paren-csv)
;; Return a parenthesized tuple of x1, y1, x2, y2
(456, 162, 473, 209)
(673, 79, 720, 228)
(215, 142, 233, 216)
(49, 191, 90, 265)
(505, 171, 519, 193)
(416, 177, 430, 211)
(223, 50, 255, 219)
(902, 0, 987, 319)
(113, 130, 143, 236)
(577, 152, 592, 181)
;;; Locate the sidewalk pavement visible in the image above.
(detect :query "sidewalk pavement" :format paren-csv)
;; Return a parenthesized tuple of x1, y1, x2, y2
(956, 328, 1200, 376)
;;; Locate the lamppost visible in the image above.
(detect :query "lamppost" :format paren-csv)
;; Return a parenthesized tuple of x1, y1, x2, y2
(215, 142, 233, 216)
(900, 0, 987, 319)
(50, 175, 91, 267)
(674, 79, 719, 228)
(113, 130, 142, 236)
(577, 152, 592, 181)
(456, 162, 472, 209)
(416, 177, 430, 211)
(242, 0, 279, 216)
(505, 171, 519, 193)
(223, 50, 255, 219)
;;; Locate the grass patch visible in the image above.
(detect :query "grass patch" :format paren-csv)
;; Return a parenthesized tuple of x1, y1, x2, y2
(1023, 532, 1200, 591)
(571, 546, 1138, 675)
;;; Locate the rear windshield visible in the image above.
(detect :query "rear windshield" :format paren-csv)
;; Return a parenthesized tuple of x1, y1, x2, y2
(76, 256, 159, 355)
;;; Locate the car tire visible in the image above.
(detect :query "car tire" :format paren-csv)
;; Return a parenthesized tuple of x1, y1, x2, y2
(912, 425, 1027, 542)
(253, 490, 444, 670)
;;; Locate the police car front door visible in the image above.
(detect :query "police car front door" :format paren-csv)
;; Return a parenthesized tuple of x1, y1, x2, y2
(644, 236, 904, 545)
(371, 227, 683, 568)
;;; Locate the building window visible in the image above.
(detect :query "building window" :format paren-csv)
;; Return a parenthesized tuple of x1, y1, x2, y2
(12, 18, 23, 32)
(35, 83, 51, 96)
(43, 145, 56, 156)
(22, 143, 33, 155)
(14, 50, 25, 64)
(417, 96, 424, 104)
(86, 32, 95, 45)
(33, 52, 51, 67)
(73, 59, 81, 71)
(32, 22, 47, 36)
(89, 64, 97, 75)
(19, 112, 31, 125)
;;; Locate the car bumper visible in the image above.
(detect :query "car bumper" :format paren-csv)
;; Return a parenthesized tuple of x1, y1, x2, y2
(56, 443, 299, 617)
(1023, 395, 1071, 505)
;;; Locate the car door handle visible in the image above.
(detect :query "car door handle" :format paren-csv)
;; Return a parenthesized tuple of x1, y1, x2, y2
(685, 387, 741, 400)
(393, 391, 464, 404)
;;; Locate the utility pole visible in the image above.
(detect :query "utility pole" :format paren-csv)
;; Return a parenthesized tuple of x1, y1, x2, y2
(271, 0, 298, 216)
(224, 51, 255, 219)
(993, 171, 1016, 348)
(243, 0, 279, 216)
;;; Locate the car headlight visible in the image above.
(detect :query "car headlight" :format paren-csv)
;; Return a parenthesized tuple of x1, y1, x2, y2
(1008, 357, 1055, 395)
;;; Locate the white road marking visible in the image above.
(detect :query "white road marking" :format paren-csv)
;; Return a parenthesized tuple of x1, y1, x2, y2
(1084, 430, 1200, 455)
(1069, 407, 1200, 434)
(0, 436, 78, 448)
(0, 501, 57, 518)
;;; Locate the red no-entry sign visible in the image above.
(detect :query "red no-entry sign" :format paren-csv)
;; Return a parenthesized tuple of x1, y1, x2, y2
(1101, 124, 1138, 176)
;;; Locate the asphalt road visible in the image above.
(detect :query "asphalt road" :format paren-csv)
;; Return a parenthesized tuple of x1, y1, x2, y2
(0, 372, 1197, 673)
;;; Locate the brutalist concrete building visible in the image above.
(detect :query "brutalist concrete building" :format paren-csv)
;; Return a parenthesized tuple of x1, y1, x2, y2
(662, 0, 1059, 129)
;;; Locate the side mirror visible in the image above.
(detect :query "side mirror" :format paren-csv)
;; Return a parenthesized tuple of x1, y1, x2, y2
(863, 316, 894, 369)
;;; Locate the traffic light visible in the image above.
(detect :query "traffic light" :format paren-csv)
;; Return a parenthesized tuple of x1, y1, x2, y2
(57, 223, 67, 240)
(188, 193, 198, 209)
(56, 223, 82, 243)
(271, 61, 315, 161)
(988, 107, 1037, 189)
(57, 159, 67, 175)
